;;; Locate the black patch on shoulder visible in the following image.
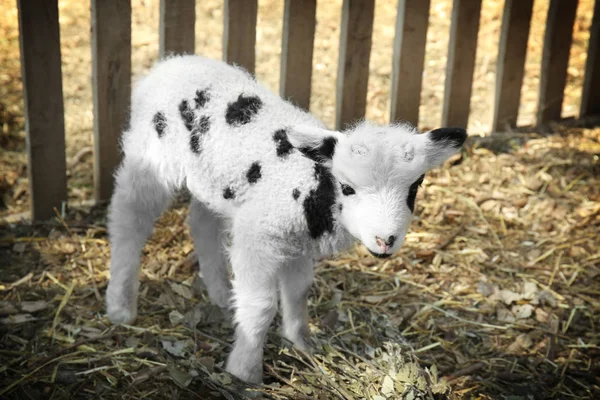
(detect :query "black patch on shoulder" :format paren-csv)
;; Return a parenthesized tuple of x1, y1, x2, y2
(303, 163, 336, 239)
(338, 203, 343, 212)
(429, 127, 467, 148)
(194, 90, 210, 109)
(189, 116, 210, 154)
(406, 174, 425, 213)
(179, 100, 195, 131)
(246, 162, 262, 184)
(225, 94, 263, 126)
(223, 187, 235, 200)
(273, 129, 294, 157)
(153, 112, 167, 137)
(292, 188, 300, 200)
(299, 137, 338, 162)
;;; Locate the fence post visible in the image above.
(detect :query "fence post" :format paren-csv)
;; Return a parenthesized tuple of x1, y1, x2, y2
(223, 0, 258, 74)
(442, 0, 482, 128)
(581, 0, 600, 117)
(390, 0, 430, 125)
(91, 0, 132, 202)
(537, 0, 578, 125)
(17, 0, 67, 221)
(492, 0, 534, 132)
(280, 0, 317, 111)
(336, 0, 375, 130)
(159, 0, 196, 58)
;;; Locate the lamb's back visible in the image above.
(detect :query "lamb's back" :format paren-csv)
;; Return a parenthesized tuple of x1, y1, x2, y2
(123, 56, 326, 232)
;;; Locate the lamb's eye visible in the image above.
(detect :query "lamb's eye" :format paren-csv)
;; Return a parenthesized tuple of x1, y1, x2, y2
(341, 184, 356, 196)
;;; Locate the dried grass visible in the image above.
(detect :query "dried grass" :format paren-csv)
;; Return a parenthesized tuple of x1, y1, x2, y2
(1, 1, 600, 399)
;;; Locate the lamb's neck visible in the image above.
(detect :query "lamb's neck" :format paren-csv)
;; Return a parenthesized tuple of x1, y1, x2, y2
(315, 222, 356, 258)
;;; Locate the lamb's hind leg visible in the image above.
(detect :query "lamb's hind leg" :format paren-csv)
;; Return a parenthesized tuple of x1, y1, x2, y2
(188, 199, 231, 309)
(106, 160, 172, 324)
(279, 256, 314, 351)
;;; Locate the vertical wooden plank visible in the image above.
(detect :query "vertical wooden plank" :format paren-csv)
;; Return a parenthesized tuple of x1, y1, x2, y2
(336, 0, 375, 129)
(581, 0, 600, 117)
(17, 0, 67, 221)
(390, 0, 431, 125)
(492, 0, 533, 131)
(159, 0, 196, 58)
(442, 0, 482, 128)
(537, 0, 578, 125)
(492, 0, 534, 131)
(91, 0, 131, 201)
(223, 0, 258, 74)
(280, 0, 317, 110)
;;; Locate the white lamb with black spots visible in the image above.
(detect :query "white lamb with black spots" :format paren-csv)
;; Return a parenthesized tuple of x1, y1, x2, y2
(105, 55, 467, 384)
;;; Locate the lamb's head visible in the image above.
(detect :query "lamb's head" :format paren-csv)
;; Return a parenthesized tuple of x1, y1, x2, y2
(289, 121, 467, 258)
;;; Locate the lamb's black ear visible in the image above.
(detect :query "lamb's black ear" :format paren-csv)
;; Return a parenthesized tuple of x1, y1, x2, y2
(421, 127, 467, 167)
(429, 127, 467, 148)
(288, 125, 341, 162)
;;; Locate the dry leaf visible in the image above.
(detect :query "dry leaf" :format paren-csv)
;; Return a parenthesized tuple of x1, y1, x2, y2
(533, 290, 557, 308)
(168, 365, 193, 387)
(381, 375, 395, 396)
(169, 310, 185, 326)
(496, 307, 516, 323)
(535, 307, 549, 323)
(507, 333, 533, 354)
(169, 282, 193, 299)
(196, 356, 215, 373)
(499, 290, 522, 305)
(161, 339, 190, 357)
(61, 242, 76, 254)
(477, 281, 497, 297)
(512, 304, 534, 319)
(184, 305, 204, 328)
(522, 282, 538, 300)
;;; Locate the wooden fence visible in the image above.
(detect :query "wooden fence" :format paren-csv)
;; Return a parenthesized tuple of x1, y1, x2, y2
(17, 0, 600, 220)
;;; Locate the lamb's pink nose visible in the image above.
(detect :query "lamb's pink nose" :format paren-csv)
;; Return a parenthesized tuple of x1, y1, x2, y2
(376, 235, 396, 253)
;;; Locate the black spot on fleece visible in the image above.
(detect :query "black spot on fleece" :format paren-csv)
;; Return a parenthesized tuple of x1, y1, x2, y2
(298, 136, 337, 163)
(302, 164, 336, 239)
(153, 112, 167, 137)
(246, 162, 262, 184)
(292, 188, 301, 200)
(225, 94, 262, 126)
(179, 100, 195, 131)
(223, 187, 235, 200)
(189, 116, 211, 154)
(273, 129, 294, 157)
(194, 89, 210, 109)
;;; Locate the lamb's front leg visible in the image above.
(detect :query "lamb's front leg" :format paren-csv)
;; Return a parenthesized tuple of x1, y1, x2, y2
(226, 243, 279, 384)
(278, 256, 314, 351)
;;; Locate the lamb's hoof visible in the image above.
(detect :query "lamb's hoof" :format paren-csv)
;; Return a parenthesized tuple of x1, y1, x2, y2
(107, 305, 137, 325)
(286, 338, 313, 354)
(208, 287, 232, 310)
(225, 360, 262, 386)
(282, 330, 313, 354)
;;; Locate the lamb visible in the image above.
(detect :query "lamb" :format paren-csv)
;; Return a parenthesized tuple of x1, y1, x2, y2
(105, 55, 467, 384)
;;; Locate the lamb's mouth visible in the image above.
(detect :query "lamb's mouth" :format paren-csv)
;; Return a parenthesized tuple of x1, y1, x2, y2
(368, 250, 392, 259)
